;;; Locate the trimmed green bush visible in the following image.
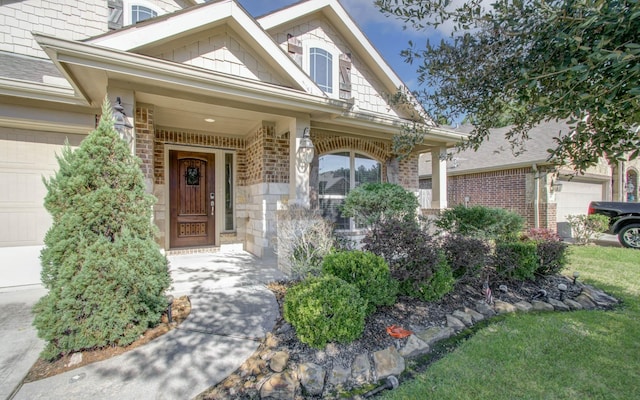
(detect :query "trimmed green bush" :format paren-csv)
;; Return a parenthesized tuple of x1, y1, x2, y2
(522, 228, 570, 276)
(34, 99, 171, 360)
(283, 275, 366, 348)
(340, 183, 419, 227)
(435, 205, 524, 240)
(322, 250, 398, 315)
(494, 241, 538, 280)
(400, 255, 455, 301)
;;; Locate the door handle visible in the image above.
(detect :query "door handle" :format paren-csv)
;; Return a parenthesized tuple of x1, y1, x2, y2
(210, 193, 215, 215)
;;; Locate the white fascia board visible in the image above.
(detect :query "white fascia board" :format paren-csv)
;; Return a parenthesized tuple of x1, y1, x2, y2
(35, 34, 343, 114)
(87, 1, 235, 50)
(87, 0, 324, 97)
(258, 0, 431, 123)
(0, 77, 88, 106)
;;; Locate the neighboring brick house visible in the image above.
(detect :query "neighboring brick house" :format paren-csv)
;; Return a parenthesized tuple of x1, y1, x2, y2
(0, 0, 464, 288)
(419, 120, 640, 237)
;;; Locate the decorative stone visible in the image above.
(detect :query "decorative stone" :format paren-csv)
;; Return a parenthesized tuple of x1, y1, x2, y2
(531, 300, 555, 312)
(474, 300, 496, 317)
(259, 371, 297, 400)
(452, 310, 474, 326)
(416, 326, 455, 346)
(239, 358, 266, 377)
(298, 362, 326, 396)
(493, 300, 517, 314)
(328, 364, 351, 388)
(265, 332, 280, 349)
(514, 301, 533, 312)
(463, 307, 485, 323)
(548, 298, 570, 311)
(582, 286, 619, 307)
(399, 334, 430, 358)
(351, 354, 372, 384)
(66, 353, 83, 367)
(575, 294, 596, 310)
(564, 298, 583, 311)
(373, 346, 405, 380)
(446, 314, 466, 331)
(270, 351, 289, 373)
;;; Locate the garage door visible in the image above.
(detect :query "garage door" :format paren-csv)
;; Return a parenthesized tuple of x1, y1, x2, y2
(0, 128, 84, 247)
(555, 179, 605, 237)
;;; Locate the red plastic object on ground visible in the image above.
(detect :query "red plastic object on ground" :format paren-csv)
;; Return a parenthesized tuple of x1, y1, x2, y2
(386, 325, 413, 338)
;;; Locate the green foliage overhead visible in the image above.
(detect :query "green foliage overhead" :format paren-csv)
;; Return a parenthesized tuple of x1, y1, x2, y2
(435, 205, 524, 240)
(322, 250, 398, 315)
(340, 183, 419, 227)
(34, 98, 171, 360)
(283, 275, 366, 348)
(377, 0, 640, 172)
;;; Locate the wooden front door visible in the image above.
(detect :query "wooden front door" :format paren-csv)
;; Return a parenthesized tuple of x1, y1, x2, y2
(170, 151, 215, 248)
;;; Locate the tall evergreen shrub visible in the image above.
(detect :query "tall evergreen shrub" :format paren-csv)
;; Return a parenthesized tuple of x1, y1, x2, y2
(34, 99, 171, 360)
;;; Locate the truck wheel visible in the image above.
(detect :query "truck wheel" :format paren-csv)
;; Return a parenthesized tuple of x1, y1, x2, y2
(618, 224, 640, 249)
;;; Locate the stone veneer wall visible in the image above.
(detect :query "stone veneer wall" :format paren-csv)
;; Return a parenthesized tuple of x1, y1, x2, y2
(138, 108, 291, 257)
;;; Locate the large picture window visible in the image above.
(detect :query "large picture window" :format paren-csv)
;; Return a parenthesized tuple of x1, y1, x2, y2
(310, 48, 333, 94)
(318, 152, 381, 230)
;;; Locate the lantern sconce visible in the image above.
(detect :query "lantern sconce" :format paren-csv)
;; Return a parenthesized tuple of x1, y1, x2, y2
(113, 97, 133, 143)
(297, 127, 315, 170)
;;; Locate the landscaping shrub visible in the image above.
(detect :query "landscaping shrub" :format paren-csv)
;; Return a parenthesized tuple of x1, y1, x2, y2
(34, 99, 171, 360)
(322, 250, 398, 315)
(275, 204, 334, 279)
(435, 205, 524, 240)
(340, 182, 419, 227)
(400, 255, 455, 301)
(522, 228, 570, 276)
(362, 218, 451, 300)
(283, 275, 366, 348)
(493, 241, 538, 280)
(566, 214, 610, 245)
(440, 234, 491, 280)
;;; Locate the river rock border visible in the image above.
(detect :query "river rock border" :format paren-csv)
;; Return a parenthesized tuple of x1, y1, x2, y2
(206, 280, 619, 400)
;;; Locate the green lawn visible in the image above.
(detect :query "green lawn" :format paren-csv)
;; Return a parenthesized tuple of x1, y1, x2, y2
(380, 246, 640, 400)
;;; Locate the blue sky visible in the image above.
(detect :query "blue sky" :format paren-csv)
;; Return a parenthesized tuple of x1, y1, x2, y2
(237, 0, 433, 90)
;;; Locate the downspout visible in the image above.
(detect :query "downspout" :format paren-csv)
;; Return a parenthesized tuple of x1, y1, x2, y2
(532, 164, 540, 228)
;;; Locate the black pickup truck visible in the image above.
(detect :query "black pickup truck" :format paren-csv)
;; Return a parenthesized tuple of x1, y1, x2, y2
(588, 201, 640, 249)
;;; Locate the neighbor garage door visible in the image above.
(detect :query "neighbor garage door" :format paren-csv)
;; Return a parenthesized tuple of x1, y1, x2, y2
(0, 128, 84, 247)
(555, 179, 606, 237)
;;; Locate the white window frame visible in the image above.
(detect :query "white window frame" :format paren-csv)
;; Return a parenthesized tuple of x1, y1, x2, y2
(303, 40, 339, 99)
(318, 150, 382, 231)
(123, 0, 163, 25)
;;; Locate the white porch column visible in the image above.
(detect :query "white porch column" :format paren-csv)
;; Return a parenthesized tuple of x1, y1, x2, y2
(431, 146, 448, 209)
(289, 117, 312, 207)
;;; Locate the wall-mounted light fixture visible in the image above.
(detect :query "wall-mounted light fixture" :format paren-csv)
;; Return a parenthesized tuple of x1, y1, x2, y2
(298, 127, 315, 165)
(113, 97, 133, 143)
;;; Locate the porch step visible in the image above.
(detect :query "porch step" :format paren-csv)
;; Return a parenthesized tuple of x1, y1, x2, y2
(165, 246, 221, 256)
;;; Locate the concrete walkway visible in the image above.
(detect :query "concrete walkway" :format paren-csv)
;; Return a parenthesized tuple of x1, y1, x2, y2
(3, 248, 286, 400)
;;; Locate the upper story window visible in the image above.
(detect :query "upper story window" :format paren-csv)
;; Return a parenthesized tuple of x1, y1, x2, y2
(318, 152, 381, 230)
(310, 48, 333, 94)
(131, 5, 157, 23)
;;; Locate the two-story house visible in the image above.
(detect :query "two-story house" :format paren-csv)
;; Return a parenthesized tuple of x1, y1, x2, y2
(0, 0, 464, 288)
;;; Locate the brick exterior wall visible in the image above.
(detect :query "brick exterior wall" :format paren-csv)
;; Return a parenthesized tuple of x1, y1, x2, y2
(135, 104, 155, 181)
(244, 123, 290, 186)
(447, 167, 556, 231)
